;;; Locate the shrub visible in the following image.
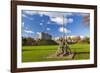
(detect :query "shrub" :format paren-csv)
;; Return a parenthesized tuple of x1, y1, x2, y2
(37, 39, 58, 45)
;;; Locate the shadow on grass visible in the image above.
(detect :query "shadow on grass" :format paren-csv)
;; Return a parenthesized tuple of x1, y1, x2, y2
(72, 52, 90, 60)
(74, 52, 89, 54)
(22, 48, 56, 52)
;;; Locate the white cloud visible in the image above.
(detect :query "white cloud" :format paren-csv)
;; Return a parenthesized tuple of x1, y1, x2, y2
(50, 17, 63, 25)
(23, 11, 38, 15)
(37, 12, 73, 17)
(24, 30, 34, 34)
(22, 13, 33, 20)
(39, 13, 44, 17)
(80, 13, 89, 17)
(50, 17, 73, 25)
(46, 28, 51, 31)
(36, 12, 73, 25)
(23, 11, 73, 24)
(59, 27, 71, 33)
(22, 22, 24, 27)
(23, 10, 73, 18)
(25, 27, 28, 30)
(36, 32, 40, 35)
(40, 23, 43, 26)
(23, 11, 46, 17)
(47, 21, 51, 24)
(68, 18, 73, 23)
(22, 14, 27, 18)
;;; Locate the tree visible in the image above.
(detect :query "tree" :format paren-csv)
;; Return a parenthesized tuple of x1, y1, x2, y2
(22, 37, 36, 46)
(37, 39, 58, 45)
(78, 37, 90, 44)
(84, 37, 90, 43)
(22, 37, 27, 45)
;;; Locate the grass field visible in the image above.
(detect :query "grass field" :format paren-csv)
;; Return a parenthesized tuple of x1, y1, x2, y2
(22, 43, 90, 62)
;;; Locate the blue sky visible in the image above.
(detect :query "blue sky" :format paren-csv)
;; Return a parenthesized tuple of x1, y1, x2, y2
(21, 10, 90, 38)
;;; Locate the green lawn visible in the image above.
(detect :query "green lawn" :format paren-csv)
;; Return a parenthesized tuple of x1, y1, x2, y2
(22, 43, 90, 62)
